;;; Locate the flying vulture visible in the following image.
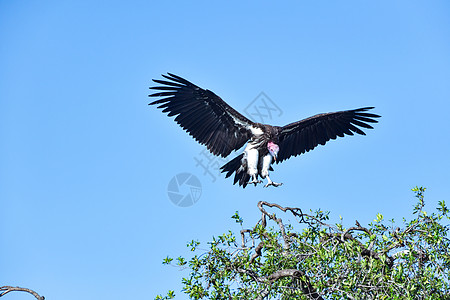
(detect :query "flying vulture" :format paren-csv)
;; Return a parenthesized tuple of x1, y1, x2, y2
(149, 73, 380, 188)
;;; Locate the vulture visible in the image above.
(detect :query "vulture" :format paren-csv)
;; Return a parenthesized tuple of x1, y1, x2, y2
(149, 73, 380, 188)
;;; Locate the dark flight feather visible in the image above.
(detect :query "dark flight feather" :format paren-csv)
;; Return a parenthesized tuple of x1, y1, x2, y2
(149, 73, 255, 157)
(276, 107, 380, 163)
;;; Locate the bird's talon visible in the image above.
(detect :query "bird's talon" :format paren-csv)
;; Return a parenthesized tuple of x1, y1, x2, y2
(249, 179, 262, 186)
(264, 182, 283, 188)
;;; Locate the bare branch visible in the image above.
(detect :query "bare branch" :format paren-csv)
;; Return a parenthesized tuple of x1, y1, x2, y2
(238, 268, 324, 300)
(258, 201, 327, 228)
(0, 286, 44, 300)
(240, 229, 253, 248)
(250, 242, 264, 264)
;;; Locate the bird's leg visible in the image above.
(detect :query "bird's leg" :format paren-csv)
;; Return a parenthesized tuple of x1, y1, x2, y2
(264, 175, 283, 188)
(248, 174, 262, 186)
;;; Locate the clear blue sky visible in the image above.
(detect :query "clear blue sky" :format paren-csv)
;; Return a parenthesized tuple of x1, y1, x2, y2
(1, 1, 449, 299)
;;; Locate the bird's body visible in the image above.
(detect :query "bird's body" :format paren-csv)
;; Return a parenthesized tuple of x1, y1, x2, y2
(149, 73, 380, 188)
(224, 125, 281, 188)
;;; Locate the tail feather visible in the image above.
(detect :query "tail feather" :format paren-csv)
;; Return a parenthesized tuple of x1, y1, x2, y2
(220, 154, 250, 188)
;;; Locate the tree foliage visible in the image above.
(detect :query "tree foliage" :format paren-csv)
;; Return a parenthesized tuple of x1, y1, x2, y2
(157, 187, 450, 299)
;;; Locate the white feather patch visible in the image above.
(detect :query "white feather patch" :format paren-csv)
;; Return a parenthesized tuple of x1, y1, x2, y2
(228, 112, 263, 136)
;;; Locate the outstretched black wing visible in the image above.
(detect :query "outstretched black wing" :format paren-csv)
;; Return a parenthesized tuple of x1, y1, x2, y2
(276, 107, 380, 163)
(149, 73, 256, 157)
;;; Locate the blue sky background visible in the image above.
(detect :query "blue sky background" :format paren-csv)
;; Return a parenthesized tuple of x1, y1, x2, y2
(1, 1, 449, 299)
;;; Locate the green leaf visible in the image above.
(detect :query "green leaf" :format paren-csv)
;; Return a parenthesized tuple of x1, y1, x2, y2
(162, 256, 173, 265)
(231, 211, 244, 225)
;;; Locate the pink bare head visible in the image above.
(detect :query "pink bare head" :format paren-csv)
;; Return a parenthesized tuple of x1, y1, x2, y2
(267, 141, 279, 161)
